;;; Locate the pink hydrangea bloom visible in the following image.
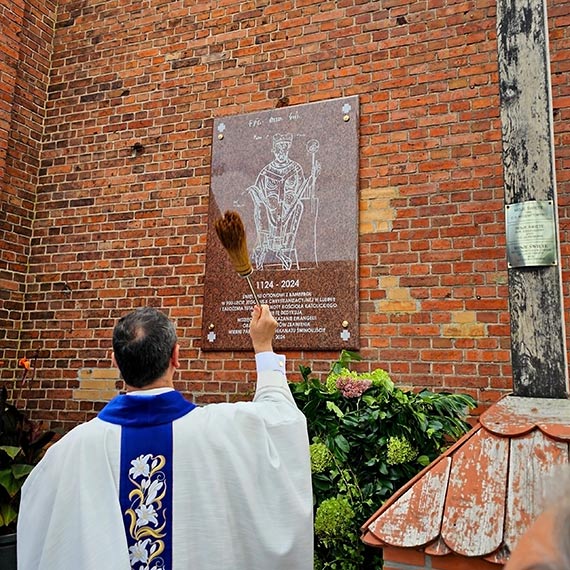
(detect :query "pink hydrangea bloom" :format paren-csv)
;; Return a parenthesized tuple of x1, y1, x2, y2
(336, 376, 372, 398)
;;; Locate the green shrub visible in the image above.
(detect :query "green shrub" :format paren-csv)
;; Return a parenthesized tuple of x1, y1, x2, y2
(0, 387, 55, 534)
(289, 350, 475, 569)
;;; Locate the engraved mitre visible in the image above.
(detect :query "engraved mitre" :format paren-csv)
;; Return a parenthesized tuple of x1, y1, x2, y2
(273, 133, 293, 148)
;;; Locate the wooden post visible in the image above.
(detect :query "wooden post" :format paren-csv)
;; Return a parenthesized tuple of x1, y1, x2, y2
(496, 0, 568, 398)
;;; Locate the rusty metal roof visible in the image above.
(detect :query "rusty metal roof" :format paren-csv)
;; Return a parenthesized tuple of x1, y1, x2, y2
(361, 395, 570, 564)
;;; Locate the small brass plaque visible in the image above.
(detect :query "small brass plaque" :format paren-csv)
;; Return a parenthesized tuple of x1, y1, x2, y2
(506, 200, 557, 268)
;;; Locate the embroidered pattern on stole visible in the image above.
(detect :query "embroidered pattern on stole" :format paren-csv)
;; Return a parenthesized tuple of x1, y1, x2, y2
(126, 453, 168, 569)
(121, 424, 174, 570)
(98, 391, 196, 570)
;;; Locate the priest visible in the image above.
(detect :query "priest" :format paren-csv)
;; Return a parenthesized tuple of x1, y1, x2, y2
(18, 304, 313, 570)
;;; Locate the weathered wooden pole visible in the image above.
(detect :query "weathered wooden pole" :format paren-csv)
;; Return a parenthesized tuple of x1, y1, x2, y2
(496, 0, 568, 398)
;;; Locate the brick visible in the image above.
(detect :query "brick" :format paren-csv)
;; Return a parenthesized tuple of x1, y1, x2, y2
(377, 300, 418, 313)
(73, 389, 118, 402)
(442, 323, 486, 338)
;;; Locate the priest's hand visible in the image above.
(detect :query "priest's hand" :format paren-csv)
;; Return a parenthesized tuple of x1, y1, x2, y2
(249, 304, 277, 353)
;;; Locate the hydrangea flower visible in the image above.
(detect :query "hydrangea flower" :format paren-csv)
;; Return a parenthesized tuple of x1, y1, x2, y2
(386, 435, 418, 465)
(326, 367, 394, 397)
(310, 442, 334, 473)
(336, 376, 372, 398)
(325, 368, 358, 393)
(367, 368, 394, 390)
(314, 496, 355, 539)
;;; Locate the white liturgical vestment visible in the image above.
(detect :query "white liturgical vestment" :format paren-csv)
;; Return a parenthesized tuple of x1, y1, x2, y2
(18, 353, 313, 570)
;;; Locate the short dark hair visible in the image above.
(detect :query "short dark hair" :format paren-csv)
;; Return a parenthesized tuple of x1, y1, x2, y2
(112, 307, 177, 388)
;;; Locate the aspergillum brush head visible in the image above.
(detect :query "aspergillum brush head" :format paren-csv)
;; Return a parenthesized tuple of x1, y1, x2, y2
(214, 210, 253, 277)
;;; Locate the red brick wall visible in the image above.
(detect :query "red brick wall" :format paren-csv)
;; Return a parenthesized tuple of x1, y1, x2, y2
(3, 0, 570, 429)
(0, 0, 57, 382)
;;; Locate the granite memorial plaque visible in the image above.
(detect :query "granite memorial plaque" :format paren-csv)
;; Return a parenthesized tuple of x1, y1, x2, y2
(202, 95, 359, 351)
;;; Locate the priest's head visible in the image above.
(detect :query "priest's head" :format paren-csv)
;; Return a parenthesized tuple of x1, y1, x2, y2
(112, 307, 179, 389)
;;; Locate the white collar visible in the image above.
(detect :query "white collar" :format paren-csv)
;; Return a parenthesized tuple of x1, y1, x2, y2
(125, 387, 175, 397)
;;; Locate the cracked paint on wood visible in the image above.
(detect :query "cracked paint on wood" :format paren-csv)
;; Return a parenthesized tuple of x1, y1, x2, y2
(369, 457, 451, 548)
(441, 431, 508, 557)
(503, 430, 569, 555)
(361, 395, 570, 564)
(481, 396, 570, 438)
(497, 0, 568, 398)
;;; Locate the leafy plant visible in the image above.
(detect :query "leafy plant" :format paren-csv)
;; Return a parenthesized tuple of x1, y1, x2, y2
(289, 350, 475, 570)
(0, 387, 55, 534)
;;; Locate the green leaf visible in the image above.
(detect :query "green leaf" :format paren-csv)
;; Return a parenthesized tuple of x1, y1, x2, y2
(340, 415, 359, 428)
(299, 365, 313, 382)
(330, 350, 361, 375)
(428, 420, 443, 431)
(417, 455, 431, 466)
(0, 446, 21, 460)
(12, 463, 34, 480)
(361, 395, 377, 407)
(334, 435, 350, 454)
(414, 411, 428, 431)
(0, 503, 18, 527)
(0, 468, 22, 497)
(326, 401, 344, 418)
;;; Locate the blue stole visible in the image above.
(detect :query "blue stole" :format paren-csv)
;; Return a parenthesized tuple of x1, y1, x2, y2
(98, 391, 196, 570)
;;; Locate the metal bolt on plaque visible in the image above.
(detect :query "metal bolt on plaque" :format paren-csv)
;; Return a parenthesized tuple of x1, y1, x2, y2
(341, 320, 350, 342)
